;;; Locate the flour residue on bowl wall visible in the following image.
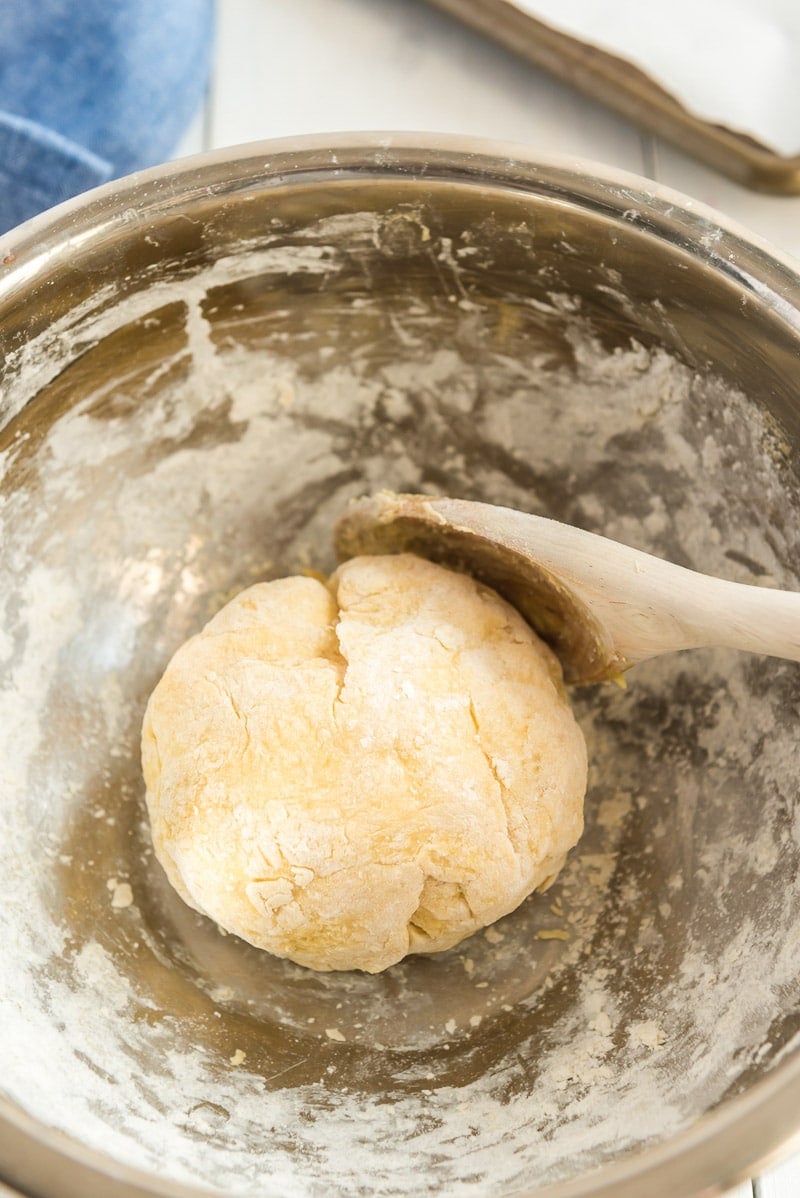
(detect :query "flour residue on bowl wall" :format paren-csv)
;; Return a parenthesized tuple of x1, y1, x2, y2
(0, 205, 799, 1197)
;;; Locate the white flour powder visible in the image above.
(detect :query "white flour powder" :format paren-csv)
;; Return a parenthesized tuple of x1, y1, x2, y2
(0, 211, 798, 1197)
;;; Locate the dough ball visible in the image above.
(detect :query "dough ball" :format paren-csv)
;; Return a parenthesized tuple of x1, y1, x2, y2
(142, 554, 587, 973)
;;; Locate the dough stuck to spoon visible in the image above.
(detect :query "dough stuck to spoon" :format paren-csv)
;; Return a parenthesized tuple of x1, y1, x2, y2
(142, 554, 587, 973)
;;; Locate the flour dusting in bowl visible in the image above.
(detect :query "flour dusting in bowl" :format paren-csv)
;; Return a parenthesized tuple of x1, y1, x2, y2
(1, 159, 799, 1198)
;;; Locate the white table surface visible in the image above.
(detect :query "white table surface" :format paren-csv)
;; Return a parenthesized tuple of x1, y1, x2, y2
(176, 3, 800, 1196)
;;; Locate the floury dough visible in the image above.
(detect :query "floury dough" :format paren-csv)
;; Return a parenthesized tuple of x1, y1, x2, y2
(141, 554, 587, 972)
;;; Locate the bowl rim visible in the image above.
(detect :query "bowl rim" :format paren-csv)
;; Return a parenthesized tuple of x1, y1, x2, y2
(1, 130, 799, 1198)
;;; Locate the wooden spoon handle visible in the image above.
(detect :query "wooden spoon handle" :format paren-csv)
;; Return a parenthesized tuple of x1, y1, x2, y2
(668, 576, 800, 663)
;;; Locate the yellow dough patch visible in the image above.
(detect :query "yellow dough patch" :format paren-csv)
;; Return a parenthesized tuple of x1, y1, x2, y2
(141, 554, 587, 972)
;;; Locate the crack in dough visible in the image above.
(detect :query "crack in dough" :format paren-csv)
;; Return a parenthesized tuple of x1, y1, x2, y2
(141, 554, 587, 972)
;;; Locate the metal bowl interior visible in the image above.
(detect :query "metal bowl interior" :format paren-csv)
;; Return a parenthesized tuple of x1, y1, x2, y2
(0, 135, 799, 1198)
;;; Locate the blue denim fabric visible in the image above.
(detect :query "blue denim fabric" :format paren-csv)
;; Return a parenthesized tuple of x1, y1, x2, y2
(0, 0, 214, 234)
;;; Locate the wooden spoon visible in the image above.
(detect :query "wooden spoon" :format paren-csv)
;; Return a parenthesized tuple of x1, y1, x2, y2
(334, 491, 800, 685)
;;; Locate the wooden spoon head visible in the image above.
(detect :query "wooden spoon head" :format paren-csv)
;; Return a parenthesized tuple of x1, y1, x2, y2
(335, 492, 621, 685)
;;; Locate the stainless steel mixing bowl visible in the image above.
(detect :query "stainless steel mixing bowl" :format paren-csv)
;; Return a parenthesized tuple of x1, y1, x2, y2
(1, 134, 799, 1198)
